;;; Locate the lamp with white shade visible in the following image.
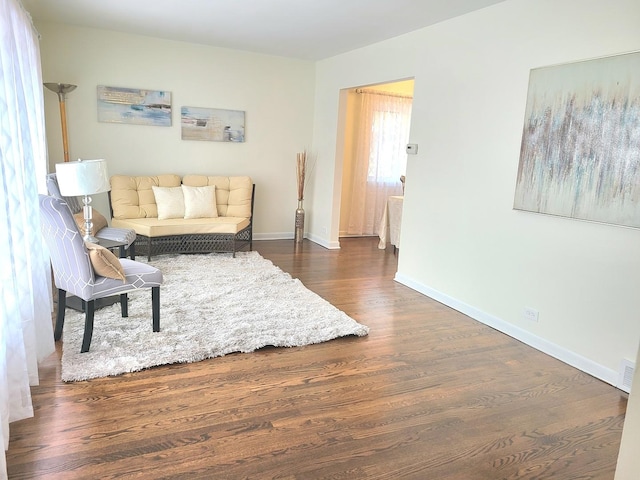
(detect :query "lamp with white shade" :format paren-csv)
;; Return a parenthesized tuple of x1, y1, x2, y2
(55, 159, 110, 243)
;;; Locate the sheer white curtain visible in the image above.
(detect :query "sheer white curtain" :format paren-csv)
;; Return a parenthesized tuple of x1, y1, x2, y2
(346, 90, 412, 236)
(0, 0, 55, 476)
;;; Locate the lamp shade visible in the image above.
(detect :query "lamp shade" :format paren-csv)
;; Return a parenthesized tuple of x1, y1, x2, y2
(55, 159, 110, 196)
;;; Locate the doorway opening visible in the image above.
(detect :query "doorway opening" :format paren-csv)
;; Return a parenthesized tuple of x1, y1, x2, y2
(338, 79, 414, 240)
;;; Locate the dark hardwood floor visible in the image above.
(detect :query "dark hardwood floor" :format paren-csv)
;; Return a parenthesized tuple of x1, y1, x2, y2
(6, 237, 627, 479)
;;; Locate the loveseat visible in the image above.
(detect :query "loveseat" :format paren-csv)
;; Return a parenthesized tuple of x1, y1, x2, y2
(109, 174, 254, 260)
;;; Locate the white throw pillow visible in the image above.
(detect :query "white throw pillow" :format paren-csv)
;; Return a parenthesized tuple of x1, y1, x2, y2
(152, 186, 185, 219)
(182, 184, 218, 219)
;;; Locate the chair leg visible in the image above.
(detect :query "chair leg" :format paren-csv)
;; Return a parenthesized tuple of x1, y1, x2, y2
(129, 242, 136, 260)
(120, 293, 128, 317)
(54, 289, 66, 341)
(81, 300, 95, 353)
(152, 286, 160, 332)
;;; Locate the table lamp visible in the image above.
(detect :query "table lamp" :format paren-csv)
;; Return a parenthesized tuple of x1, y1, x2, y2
(55, 159, 110, 243)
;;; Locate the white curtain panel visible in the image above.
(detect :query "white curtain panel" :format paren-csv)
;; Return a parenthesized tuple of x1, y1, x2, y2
(346, 90, 412, 236)
(0, 0, 55, 476)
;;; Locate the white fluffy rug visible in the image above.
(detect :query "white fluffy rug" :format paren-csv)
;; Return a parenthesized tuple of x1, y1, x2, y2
(61, 251, 369, 382)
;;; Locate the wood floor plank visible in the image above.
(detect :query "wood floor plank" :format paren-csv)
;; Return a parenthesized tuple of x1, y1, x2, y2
(6, 237, 627, 479)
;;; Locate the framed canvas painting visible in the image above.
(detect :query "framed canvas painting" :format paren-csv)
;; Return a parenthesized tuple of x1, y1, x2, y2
(97, 86, 172, 126)
(181, 106, 245, 142)
(513, 51, 640, 228)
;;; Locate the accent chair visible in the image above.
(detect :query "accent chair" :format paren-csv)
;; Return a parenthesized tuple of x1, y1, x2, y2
(39, 194, 163, 353)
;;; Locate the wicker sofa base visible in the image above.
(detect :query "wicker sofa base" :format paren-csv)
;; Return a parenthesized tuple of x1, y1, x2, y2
(135, 224, 253, 261)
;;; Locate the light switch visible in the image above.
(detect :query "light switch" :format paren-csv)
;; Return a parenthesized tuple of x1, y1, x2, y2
(406, 143, 418, 155)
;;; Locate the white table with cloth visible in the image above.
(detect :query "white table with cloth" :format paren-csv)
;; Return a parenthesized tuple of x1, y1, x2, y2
(378, 195, 404, 250)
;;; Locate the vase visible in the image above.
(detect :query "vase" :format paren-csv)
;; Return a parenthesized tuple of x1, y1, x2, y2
(294, 200, 305, 243)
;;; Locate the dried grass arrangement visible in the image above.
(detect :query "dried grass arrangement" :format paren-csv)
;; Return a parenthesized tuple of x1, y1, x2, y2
(295, 150, 309, 243)
(296, 150, 307, 202)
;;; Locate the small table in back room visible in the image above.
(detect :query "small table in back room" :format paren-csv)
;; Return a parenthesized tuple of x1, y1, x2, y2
(378, 195, 403, 252)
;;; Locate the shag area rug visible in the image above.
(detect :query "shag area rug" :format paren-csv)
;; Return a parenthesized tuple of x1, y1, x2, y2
(61, 251, 369, 382)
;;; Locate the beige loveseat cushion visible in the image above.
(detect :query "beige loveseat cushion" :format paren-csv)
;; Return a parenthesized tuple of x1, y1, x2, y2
(110, 174, 253, 220)
(182, 175, 252, 218)
(111, 174, 181, 219)
(111, 217, 251, 237)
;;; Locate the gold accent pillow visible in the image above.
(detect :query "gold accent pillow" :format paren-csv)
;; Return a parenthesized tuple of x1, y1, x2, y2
(73, 209, 108, 236)
(85, 242, 126, 282)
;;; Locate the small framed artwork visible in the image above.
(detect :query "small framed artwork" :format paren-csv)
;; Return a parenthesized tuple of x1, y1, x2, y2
(97, 85, 172, 126)
(181, 106, 245, 142)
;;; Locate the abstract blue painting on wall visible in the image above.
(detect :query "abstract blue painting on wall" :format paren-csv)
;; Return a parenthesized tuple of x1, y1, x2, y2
(514, 51, 640, 228)
(181, 106, 245, 142)
(97, 86, 172, 126)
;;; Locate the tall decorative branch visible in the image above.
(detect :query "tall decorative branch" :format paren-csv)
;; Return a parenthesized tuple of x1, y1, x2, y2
(296, 150, 306, 201)
(295, 150, 307, 243)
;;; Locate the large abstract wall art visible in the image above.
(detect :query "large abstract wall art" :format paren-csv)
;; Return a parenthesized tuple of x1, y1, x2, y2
(97, 86, 171, 126)
(513, 51, 640, 228)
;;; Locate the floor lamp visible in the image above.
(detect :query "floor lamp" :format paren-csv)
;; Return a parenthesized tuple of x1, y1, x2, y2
(44, 83, 77, 162)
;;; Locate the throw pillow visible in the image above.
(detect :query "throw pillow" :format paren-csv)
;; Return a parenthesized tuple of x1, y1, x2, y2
(73, 209, 108, 236)
(152, 186, 185, 219)
(182, 184, 218, 219)
(85, 242, 126, 282)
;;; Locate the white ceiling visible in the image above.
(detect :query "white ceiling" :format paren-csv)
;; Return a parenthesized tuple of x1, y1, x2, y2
(23, 0, 506, 60)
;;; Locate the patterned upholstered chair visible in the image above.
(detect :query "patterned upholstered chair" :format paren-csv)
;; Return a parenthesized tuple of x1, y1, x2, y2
(39, 194, 163, 353)
(46, 173, 137, 259)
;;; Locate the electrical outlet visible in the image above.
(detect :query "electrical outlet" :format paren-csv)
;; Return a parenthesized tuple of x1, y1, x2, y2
(618, 359, 635, 393)
(522, 307, 539, 322)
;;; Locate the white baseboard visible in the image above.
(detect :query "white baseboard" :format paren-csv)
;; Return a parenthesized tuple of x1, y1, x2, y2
(252, 232, 340, 249)
(306, 232, 340, 249)
(253, 232, 293, 241)
(394, 272, 619, 388)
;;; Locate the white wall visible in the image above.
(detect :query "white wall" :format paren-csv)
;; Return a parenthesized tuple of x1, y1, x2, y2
(37, 23, 316, 238)
(312, 0, 640, 385)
